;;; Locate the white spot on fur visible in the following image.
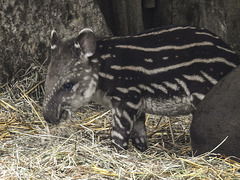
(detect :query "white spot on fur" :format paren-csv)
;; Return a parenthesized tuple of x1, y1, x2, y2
(128, 87, 141, 94)
(83, 79, 96, 99)
(140, 137, 145, 143)
(84, 76, 90, 81)
(74, 42, 81, 48)
(195, 31, 220, 39)
(192, 93, 205, 100)
(51, 44, 57, 50)
(116, 108, 122, 117)
(112, 96, 121, 101)
(126, 100, 142, 110)
(93, 73, 98, 79)
(201, 71, 218, 85)
(138, 84, 155, 93)
(111, 130, 124, 140)
(163, 81, 179, 91)
(84, 52, 94, 58)
(100, 54, 111, 60)
(91, 58, 99, 63)
(114, 116, 125, 129)
(72, 83, 80, 92)
(135, 138, 140, 144)
(216, 46, 235, 54)
(151, 83, 168, 94)
(144, 58, 153, 63)
(123, 110, 133, 127)
(183, 74, 205, 82)
(99, 72, 114, 80)
(175, 78, 190, 96)
(85, 69, 91, 73)
(116, 87, 129, 93)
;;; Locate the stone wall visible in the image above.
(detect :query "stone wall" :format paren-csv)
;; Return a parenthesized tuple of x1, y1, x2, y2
(0, 0, 111, 84)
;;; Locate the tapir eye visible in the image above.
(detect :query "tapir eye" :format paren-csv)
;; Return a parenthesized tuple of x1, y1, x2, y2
(64, 83, 74, 92)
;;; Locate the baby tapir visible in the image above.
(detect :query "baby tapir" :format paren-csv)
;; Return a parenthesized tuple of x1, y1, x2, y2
(191, 65, 240, 158)
(43, 26, 239, 151)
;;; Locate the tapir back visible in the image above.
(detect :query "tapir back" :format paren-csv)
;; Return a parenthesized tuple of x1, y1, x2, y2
(90, 26, 239, 116)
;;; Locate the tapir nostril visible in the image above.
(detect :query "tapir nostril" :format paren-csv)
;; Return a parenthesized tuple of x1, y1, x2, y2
(60, 110, 70, 120)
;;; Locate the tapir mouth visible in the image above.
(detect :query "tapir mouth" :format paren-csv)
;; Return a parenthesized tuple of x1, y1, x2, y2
(60, 109, 71, 120)
(49, 110, 70, 124)
(43, 106, 70, 125)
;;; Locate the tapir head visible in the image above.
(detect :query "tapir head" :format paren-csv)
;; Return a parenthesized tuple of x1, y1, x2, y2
(43, 28, 98, 124)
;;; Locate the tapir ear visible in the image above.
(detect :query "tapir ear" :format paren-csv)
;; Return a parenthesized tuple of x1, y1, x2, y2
(75, 28, 96, 58)
(50, 30, 58, 50)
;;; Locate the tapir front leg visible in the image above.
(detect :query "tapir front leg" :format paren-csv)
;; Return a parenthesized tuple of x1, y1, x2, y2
(131, 113, 148, 151)
(111, 105, 136, 150)
(110, 91, 144, 151)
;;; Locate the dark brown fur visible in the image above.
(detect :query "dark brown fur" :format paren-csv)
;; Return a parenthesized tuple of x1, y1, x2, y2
(191, 65, 240, 159)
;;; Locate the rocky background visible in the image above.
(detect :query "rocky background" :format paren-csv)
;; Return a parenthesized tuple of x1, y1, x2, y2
(0, 0, 111, 84)
(0, 0, 239, 85)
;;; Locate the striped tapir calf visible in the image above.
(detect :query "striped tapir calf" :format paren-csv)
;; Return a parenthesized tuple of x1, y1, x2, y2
(43, 26, 239, 151)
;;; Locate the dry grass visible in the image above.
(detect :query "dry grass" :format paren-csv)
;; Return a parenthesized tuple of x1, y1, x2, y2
(0, 65, 240, 179)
